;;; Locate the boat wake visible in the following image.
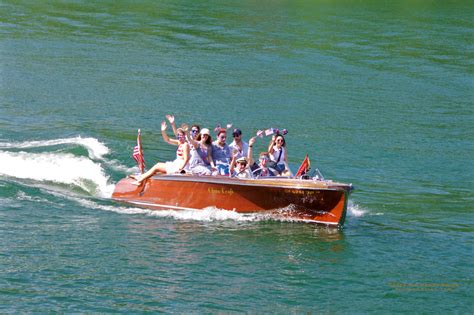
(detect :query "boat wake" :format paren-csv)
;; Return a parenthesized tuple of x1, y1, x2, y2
(0, 136, 109, 159)
(73, 197, 369, 224)
(0, 136, 121, 198)
(1, 136, 372, 224)
(79, 199, 265, 222)
(0, 136, 290, 223)
(20, 187, 330, 224)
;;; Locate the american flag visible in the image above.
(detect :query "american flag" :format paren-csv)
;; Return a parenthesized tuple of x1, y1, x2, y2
(132, 129, 145, 174)
(256, 130, 264, 138)
(262, 128, 288, 136)
(264, 128, 275, 136)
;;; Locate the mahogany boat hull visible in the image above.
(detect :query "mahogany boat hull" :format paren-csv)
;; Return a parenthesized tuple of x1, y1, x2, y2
(112, 175, 353, 227)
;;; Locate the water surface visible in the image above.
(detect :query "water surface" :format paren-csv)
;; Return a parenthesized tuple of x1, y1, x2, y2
(1, 0, 473, 313)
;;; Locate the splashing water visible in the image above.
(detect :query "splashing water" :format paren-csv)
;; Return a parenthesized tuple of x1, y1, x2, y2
(0, 136, 109, 159)
(50, 191, 301, 224)
(0, 137, 119, 197)
(347, 200, 377, 217)
(0, 151, 114, 197)
(147, 206, 264, 222)
(75, 196, 344, 224)
(80, 199, 263, 222)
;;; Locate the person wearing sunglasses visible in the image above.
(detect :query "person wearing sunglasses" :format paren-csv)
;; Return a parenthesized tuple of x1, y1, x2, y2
(189, 124, 201, 141)
(185, 126, 214, 175)
(229, 128, 249, 160)
(131, 121, 190, 185)
(211, 128, 232, 175)
(268, 134, 291, 176)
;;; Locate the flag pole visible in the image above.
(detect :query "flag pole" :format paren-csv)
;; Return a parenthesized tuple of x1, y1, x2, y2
(132, 129, 145, 174)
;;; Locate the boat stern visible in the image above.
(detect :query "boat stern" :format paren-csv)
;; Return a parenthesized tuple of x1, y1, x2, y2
(112, 177, 144, 200)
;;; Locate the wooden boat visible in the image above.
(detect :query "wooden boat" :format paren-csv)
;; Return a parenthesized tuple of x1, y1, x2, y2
(112, 174, 354, 227)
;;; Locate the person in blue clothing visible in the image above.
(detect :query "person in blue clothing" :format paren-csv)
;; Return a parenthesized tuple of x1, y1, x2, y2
(211, 128, 232, 175)
(185, 127, 214, 175)
(251, 152, 277, 177)
(247, 137, 277, 177)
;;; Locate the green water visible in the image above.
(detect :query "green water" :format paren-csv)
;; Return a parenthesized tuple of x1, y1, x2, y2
(1, 0, 473, 313)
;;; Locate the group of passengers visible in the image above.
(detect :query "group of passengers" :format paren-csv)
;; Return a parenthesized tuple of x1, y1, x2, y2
(131, 115, 291, 185)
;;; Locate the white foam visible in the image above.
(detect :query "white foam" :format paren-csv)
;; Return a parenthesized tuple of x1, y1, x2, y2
(76, 197, 262, 222)
(347, 200, 381, 217)
(15, 191, 56, 204)
(146, 206, 261, 222)
(0, 136, 109, 160)
(348, 201, 365, 217)
(0, 151, 114, 198)
(66, 193, 349, 224)
(105, 159, 138, 173)
(74, 197, 154, 215)
(73, 197, 329, 224)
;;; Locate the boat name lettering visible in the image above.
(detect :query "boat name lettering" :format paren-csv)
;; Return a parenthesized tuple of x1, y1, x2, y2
(284, 189, 319, 196)
(208, 187, 234, 196)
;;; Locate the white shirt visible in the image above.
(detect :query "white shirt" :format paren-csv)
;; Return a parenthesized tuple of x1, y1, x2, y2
(270, 146, 286, 166)
(234, 168, 253, 179)
(229, 140, 249, 159)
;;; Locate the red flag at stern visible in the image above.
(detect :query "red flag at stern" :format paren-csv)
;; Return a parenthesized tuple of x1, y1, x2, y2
(132, 129, 145, 174)
(295, 154, 311, 178)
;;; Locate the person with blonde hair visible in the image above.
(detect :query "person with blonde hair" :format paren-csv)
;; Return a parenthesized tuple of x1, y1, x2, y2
(131, 121, 190, 185)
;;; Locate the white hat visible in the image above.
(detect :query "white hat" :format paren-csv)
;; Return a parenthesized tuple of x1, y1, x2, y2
(200, 128, 211, 136)
(236, 156, 247, 164)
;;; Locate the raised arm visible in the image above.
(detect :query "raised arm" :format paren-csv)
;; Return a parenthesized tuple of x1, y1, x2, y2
(248, 137, 256, 166)
(183, 124, 199, 149)
(166, 115, 178, 137)
(161, 121, 179, 146)
(268, 135, 276, 154)
(229, 149, 239, 175)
